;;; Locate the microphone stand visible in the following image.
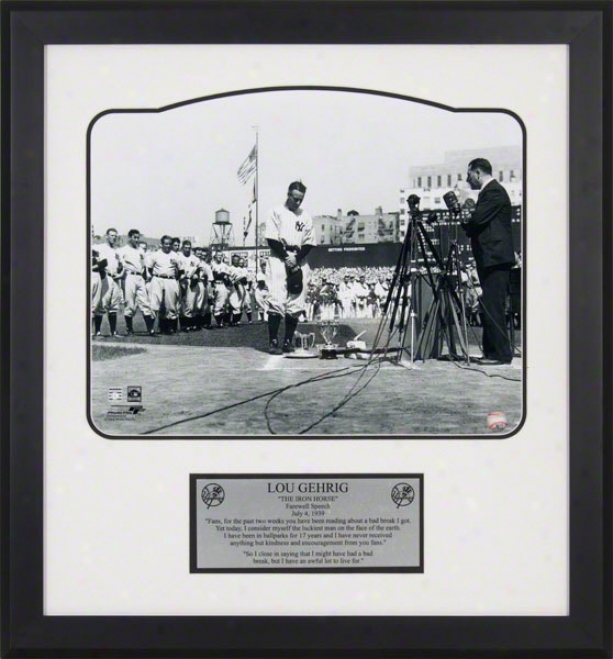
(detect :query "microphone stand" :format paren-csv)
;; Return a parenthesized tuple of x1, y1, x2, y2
(375, 201, 423, 367)
(411, 210, 470, 363)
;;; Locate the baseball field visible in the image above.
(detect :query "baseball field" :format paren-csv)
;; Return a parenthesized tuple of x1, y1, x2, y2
(89, 315, 523, 438)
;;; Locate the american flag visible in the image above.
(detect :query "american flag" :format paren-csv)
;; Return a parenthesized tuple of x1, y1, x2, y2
(237, 145, 257, 184)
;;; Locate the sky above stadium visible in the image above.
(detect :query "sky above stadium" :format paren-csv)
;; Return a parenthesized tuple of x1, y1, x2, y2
(89, 88, 522, 244)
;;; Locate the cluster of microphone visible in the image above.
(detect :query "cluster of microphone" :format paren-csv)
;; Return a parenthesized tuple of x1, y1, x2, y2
(407, 191, 475, 226)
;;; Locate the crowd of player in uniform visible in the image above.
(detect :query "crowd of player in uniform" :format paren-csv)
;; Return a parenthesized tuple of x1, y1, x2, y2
(91, 229, 269, 337)
(90, 228, 402, 338)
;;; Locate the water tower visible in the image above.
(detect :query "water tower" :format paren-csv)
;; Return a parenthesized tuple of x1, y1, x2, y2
(209, 208, 235, 250)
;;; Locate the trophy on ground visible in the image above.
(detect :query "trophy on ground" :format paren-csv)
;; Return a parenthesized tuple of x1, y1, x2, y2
(284, 331, 318, 359)
(319, 320, 340, 359)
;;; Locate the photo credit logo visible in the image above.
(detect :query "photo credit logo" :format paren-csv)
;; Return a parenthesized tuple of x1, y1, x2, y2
(487, 412, 508, 431)
(127, 386, 142, 403)
(107, 387, 122, 402)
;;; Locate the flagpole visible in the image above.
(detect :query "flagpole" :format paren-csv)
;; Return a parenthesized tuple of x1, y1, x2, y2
(254, 127, 259, 277)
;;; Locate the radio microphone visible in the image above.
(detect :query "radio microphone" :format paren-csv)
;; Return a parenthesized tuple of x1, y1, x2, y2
(443, 190, 461, 215)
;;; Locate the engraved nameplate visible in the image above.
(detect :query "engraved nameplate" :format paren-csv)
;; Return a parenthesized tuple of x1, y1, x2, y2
(190, 474, 423, 572)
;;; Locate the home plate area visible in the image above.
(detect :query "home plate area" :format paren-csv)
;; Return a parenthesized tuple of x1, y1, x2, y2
(90, 317, 522, 437)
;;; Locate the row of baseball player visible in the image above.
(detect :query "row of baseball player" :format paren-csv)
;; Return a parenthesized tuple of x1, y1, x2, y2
(89, 179, 318, 350)
(90, 224, 404, 337)
(91, 230, 269, 336)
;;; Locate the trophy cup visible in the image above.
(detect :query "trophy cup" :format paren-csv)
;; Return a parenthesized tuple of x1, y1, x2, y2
(285, 331, 318, 359)
(319, 320, 340, 359)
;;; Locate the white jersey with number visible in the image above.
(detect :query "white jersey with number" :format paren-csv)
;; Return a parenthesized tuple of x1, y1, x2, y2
(211, 261, 230, 281)
(178, 252, 201, 279)
(96, 242, 122, 277)
(145, 250, 180, 278)
(117, 244, 146, 274)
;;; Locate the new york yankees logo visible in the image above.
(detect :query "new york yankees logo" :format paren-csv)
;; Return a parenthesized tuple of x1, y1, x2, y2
(295, 220, 305, 232)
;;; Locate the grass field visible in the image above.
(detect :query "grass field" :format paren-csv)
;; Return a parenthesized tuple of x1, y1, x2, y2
(92, 344, 147, 360)
(89, 314, 523, 438)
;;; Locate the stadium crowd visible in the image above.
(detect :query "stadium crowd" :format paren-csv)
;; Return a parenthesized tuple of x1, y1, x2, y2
(91, 227, 520, 337)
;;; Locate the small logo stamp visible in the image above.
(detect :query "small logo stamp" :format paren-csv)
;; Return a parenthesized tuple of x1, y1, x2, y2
(488, 411, 508, 431)
(127, 386, 142, 403)
(106, 405, 144, 419)
(391, 483, 415, 508)
(106, 386, 144, 419)
(201, 483, 225, 508)
(108, 387, 123, 402)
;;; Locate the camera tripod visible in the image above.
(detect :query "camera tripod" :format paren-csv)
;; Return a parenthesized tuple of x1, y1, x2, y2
(379, 209, 470, 365)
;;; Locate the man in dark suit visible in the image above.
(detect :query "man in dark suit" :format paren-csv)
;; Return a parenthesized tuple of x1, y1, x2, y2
(462, 158, 515, 365)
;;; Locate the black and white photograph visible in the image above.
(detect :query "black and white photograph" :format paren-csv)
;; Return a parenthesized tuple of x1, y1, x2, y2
(88, 87, 524, 437)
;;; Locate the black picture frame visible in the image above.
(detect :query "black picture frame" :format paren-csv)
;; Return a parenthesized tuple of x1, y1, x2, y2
(1, 1, 611, 657)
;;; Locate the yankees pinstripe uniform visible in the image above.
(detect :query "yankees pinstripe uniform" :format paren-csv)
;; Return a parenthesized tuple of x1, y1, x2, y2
(91, 249, 108, 318)
(145, 235, 180, 334)
(177, 241, 203, 331)
(93, 228, 124, 337)
(227, 254, 245, 325)
(117, 229, 155, 335)
(265, 181, 314, 354)
(254, 274, 269, 321)
(228, 255, 253, 325)
(195, 248, 214, 329)
(241, 257, 254, 324)
(211, 253, 231, 327)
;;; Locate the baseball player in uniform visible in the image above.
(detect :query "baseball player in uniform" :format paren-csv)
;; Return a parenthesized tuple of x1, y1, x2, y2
(227, 254, 246, 326)
(210, 251, 231, 327)
(265, 181, 314, 354)
(93, 228, 124, 337)
(318, 277, 337, 321)
(177, 240, 203, 331)
(117, 229, 156, 335)
(254, 273, 270, 321)
(170, 237, 183, 322)
(194, 247, 214, 330)
(145, 234, 181, 334)
(337, 275, 356, 318)
(366, 281, 379, 318)
(304, 282, 317, 321)
(200, 247, 214, 329)
(239, 256, 254, 324)
(91, 247, 108, 325)
(352, 275, 370, 318)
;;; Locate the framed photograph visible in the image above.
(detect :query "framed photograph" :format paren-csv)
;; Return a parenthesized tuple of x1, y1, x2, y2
(87, 85, 525, 438)
(2, 1, 611, 657)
